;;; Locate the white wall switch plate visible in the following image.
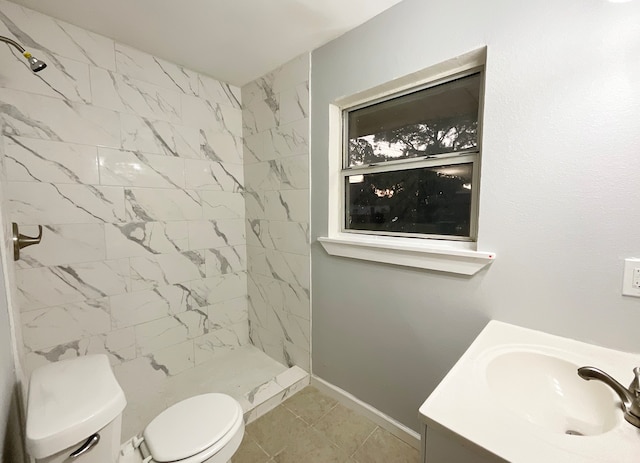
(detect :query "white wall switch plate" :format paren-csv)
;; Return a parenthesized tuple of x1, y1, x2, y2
(622, 258, 640, 297)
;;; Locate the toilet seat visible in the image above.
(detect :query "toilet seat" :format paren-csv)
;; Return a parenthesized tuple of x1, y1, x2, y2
(141, 393, 244, 463)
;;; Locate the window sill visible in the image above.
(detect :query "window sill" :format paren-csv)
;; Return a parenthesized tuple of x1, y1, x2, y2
(317, 235, 495, 275)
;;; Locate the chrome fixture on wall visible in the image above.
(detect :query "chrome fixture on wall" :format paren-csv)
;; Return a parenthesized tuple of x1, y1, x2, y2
(12, 223, 43, 261)
(0, 35, 47, 72)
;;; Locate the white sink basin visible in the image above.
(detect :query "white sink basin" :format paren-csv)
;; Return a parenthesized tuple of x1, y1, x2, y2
(420, 321, 640, 463)
(484, 349, 618, 436)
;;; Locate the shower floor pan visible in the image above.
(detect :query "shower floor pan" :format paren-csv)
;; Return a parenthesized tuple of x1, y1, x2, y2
(116, 345, 309, 440)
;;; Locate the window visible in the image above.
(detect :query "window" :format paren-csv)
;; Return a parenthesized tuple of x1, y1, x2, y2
(342, 71, 482, 241)
(319, 48, 496, 274)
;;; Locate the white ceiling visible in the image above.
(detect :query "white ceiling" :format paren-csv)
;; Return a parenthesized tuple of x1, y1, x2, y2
(9, 0, 404, 86)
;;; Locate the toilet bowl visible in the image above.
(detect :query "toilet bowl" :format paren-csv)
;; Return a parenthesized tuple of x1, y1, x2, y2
(25, 355, 245, 463)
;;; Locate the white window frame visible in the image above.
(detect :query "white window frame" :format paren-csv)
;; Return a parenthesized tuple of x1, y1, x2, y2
(318, 48, 496, 275)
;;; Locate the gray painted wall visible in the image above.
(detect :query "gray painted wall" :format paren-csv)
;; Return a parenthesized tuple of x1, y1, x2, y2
(311, 0, 640, 430)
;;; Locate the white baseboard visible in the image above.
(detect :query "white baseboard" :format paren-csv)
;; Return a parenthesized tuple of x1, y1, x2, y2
(311, 376, 421, 450)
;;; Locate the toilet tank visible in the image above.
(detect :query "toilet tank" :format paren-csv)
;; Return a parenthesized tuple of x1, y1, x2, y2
(26, 355, 127, 463)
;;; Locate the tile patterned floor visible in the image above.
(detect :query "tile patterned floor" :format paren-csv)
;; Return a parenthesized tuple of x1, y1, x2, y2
(231, 386, 420, 463)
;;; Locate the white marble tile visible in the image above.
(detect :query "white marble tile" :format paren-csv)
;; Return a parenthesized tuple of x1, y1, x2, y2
(24, 327, 136, 373)
(244, 156, 309, 192)
(90, 67, 182, 124)
(266, 118, 309, 159)
(246, 245, 267, 277)
(207, 296, 248, 329)
(205, 246, 246, 277)
(279, 154, 309, 190)
(155, 283, 193, 315)
(88, 327, 137, 365)
(219, 106, 243, 140)
(248, 324, 288, 367)
(244, 190, 266, 220)
(268, 312, 309, 350)
(187, 219, 245, 250)
(280, 280, 310, 321)
(147, 340, 194, 376)
(246, 220, 309, 256)
(283, 340, 310, 371)
(263, 190, 309, 222)
(280, 374, 310, 399)
(136, 314, 195, 355)
(247, 275, 270, 328)
(181, 94, 242, 137)
(115, 43, 198, 95)
(114, 354, 169, 394)
(244, 97, 279, 134)
(243, 391, 285, 424)
(199, 129, 244, 164)
(250, 248, 310, 292)
(250, 273, 309, 321)
(279, 82, 309, 125)
(120, 115, 200, 159)
(18, 223, 105, 268)
(4, 136, 99, 184)
(200, 191, 244, 220)
(275, 366, 309, 388)
(0, 45, 92, 103)
(23, 342, 85, 374)
(110, 284, 191, 328)
(0, 1, 116, 70)
(125, 188, 201, 221)
(184, 160, 244, 191)
(98, 147, 185, 188)
(270, 53, 309, 94)
(21, 298, 111, 350)
(244, 162, 277, 192)
(189, 272, 247, 306)
(193, 323, 248, 364)
(0, 88, 120, 148)
(247, 120, 305, 167)
(242, 132, 263, 165)
(114, 355, 169, 438)
(105, 221, 189, 259)
(16, 259, 130, 311)
(244, 378, 284, 407)
(8, 181, 125, 224)
(241, 75, 274, 108)
(197, 74, 241, 109)
(130, 251, 205, 291)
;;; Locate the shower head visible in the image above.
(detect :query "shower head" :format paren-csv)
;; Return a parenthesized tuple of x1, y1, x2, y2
(24, 52, 47, 72)
(0, 35, 47, 73)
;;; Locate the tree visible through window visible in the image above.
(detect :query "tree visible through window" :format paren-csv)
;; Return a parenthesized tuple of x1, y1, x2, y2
(343, 71, 482, 240)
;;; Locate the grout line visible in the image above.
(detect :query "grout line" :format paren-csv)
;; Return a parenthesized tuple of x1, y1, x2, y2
(308, 400, 338, 427)
(249, 436, 271, 459)
(349, 425, 379, 459)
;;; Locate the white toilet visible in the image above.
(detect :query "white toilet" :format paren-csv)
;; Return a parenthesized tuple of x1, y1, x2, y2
(25, 355, 245, 463)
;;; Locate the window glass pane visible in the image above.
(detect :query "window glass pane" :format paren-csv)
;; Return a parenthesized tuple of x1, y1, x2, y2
(345, 163, 473, 237)
(347, 73, 480, 167)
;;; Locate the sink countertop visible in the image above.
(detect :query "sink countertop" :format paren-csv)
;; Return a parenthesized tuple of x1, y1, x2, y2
(419, 320, 640, 463)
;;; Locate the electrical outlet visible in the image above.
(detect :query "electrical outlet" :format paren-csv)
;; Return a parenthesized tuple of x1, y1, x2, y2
(623, 258, 640, 297)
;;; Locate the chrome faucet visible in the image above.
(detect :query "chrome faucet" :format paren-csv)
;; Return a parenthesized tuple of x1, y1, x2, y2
(577, 366, 640, 428)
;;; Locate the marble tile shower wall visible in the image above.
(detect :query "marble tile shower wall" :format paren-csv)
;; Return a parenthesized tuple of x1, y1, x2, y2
(0, 0, 250, 377)
(241, 55, 311, 371)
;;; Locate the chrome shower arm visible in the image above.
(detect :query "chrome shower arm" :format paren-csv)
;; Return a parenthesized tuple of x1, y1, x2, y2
(0, 35, 26, 54)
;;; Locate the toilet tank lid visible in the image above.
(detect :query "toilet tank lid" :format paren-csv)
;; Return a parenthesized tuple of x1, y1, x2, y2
(26, 354, 127, 459)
